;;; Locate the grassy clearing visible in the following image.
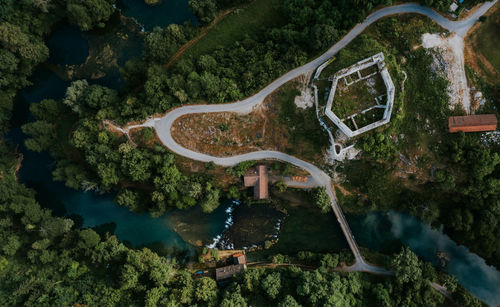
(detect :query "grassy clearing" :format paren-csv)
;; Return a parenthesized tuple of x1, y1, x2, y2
(171, 78, 326, 163)
(333, 73, 385, 119)
(465, 3, 500, 106)
(181, 0, 285, 59)
(474, 6, 500, 76)
(277, 82, 328, 161)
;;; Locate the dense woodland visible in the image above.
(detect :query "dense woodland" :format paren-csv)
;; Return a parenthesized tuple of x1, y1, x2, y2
(0, 0, 493, 305)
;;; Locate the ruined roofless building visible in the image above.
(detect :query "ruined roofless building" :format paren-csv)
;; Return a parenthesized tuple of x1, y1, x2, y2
(243, 165, 269, 199)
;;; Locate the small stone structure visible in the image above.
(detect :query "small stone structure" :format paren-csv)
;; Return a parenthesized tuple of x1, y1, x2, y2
(243, 165, 269, 199)
(324, 52, 395, 138)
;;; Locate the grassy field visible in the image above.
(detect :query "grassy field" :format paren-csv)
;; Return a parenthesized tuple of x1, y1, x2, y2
(474, 6, 500, 76)
(181, 0, 285, 59)
(466, 3, 500, 99)
(277, 82, 328, 161)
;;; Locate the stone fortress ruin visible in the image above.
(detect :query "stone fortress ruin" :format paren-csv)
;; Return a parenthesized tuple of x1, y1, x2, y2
(312, 52, 395, 161)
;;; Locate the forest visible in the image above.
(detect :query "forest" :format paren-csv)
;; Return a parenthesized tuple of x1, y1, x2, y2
(0, 0, 492, 305)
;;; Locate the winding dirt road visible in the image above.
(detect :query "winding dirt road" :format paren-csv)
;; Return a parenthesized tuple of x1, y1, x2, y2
(120, 1, 497, 274)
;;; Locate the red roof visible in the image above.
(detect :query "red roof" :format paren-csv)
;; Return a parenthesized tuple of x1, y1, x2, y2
(243, 165, 268, 199)
(449, 114, 497, 133)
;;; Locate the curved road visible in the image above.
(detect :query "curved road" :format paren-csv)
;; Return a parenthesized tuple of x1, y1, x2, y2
(128, 1, 497, 274)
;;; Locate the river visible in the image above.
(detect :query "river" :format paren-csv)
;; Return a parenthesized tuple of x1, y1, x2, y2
(117, 0, 197, 31)
(3, 4, 500, 306)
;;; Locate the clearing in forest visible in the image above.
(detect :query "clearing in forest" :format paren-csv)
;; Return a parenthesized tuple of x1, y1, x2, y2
(171, 80, 327, 163)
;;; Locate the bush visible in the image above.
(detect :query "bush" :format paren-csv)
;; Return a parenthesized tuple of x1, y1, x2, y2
(211, 248, 219, 260)
(219, 123, 229, 132)
(274, 180, 287, 193)
(226, 161, 256, 177)
(271, 254, 289, 264)
(141, 127, 154, 141)
(311, 187, 331, 212)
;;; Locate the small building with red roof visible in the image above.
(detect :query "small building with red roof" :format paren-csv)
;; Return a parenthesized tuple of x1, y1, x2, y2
(448, 114, 497, 133)
(243, 165, 269, 199)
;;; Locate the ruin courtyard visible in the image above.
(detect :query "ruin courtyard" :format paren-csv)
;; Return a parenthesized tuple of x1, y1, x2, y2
(324, 52, 395, 138)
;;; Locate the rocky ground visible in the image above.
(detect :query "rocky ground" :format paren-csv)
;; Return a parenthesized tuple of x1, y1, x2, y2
(422, 32, 471, 113)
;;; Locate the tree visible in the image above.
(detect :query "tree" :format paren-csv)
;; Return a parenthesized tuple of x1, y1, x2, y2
(320, 254, 339, 270)
(116, 189, 141, 211)
(144, 25, 189, 63)
(29, 99, 62, 121)
(311, 187, 331, 212)
(227, 185, 240, 199)
(278, 295, 301, 307)
(40, 217, 74, 239)
(444, 275, 458, 293)
(392, 247, 422, 287)
(372, 283, 392, 306)
(197, 55, 217, 72)
(261, 272, 281, 299)
(78, 229, 101, 249)
(453, 286, 482, 307)
(122, 149, 151, 182)
(226, 161, 255, 177)
(220, 290, 247, 307)
(145, 287, 166, 307)
(22, 121, 54, 152)
(200, 183, 221, 213)
(188, 0, 217, 24)
(97, 163, 120, 189)
(63, 80, 89, 114)
(272, 254, 288, 264)
(120, 264, 139, 290)
(0, 22, 49, 64)
(2, 235, 21, 256)
(52, 160, 91, 190)
(66, 0, 115, 31)
(274, 180, 287, 193)
(194, 277, 217, 302)
(199, 72, 221, 102)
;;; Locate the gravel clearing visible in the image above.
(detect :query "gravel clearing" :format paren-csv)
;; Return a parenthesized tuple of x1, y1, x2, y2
(422, 33, 471, 113)
(294, 72, 315, 109)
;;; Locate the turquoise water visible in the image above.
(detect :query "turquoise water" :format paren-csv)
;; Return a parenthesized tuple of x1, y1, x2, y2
(349, 211, 500, 306)
(47, 26, 89, 65)
(117, 0, 197, 30)
(7, 68, 193, 254)
(45, 19, 144, 91)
